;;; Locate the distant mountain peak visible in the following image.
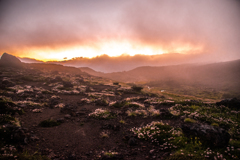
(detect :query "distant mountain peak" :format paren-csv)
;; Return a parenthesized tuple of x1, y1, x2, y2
(0, 52, 23, 67)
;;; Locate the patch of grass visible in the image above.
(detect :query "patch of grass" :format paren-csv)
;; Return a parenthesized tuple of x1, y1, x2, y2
(104, 152, 113, 157)
(96, 98, 109, 106)
(127, 102, 145, 108)
(126, 109, 147, 117)
(21, 76, 34, 81)
(184, 118, 197, 123)
(38, 119, 61, 127)
(100, 131, 109, 138)
(126, 111, 137, 117)
(126, 106, 160, 117)
(111, 101, 127, 108)
(131, 121, 180, 145)
(103, 151, 119, 158)
(166, 152, 208, 160)
(119, 119, 126, 124)
(132, 121, 240, 160)
(229, 139, 240, 148)
(89, 108, 115, 119)
(211, 122, 219, 127)
(0, 115, 16, 125)
(17, 150, 50, 160)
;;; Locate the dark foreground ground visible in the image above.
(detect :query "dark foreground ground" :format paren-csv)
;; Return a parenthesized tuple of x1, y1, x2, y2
(0, 66, 240, 160)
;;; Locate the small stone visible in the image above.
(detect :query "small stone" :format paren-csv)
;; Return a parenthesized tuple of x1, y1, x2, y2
(150, 149, 155, 154)
(64, 114, 71, 119)
(57, 118, 64, 123)
(128, 137, 137, 146)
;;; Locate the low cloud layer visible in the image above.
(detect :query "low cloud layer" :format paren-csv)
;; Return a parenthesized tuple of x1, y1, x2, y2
(56, 53, 217, 73)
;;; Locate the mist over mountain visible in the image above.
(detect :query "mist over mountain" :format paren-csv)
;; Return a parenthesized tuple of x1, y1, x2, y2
(80, 59, 240, 93)
(48, 53, 220, 73)
(2, 53, 239, 97)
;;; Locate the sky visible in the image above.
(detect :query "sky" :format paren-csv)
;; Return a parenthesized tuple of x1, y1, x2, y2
(0, 0, 240, 63)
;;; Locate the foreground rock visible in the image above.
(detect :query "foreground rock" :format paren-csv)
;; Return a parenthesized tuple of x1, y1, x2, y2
(0, 52, 23, 67)
(216, 97, 240, 110)
(181, 123, 231, 147)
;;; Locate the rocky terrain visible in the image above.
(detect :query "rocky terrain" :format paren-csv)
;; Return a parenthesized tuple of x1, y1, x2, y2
(0, 53, 240, 160)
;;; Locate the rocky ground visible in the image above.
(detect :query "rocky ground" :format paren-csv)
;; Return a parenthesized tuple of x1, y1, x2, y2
(1, 64, 240, 160)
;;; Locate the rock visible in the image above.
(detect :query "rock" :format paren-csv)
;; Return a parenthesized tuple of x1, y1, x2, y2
(76, 112, 85, 116)
(149, 149, 155, 154)
(1, 79, 15, 87)
(3, 124, 27, 144)
(0, 53, 23, 67)
(95, 98, 109, 106)
(180, 115, 186, 120)
(48, 152, 56, 159)
(101, 124, 120, 131)
(62, 81, 73, 88)
(160, 108, 172, 118)
(50, 76, 63, 83)
(216, 98, 240, 110)
(51, 71, 59, 74)
(128, 137, 137, 146)
(57, 118, 64, 123)
(30, 134, 39, 141)
(67, 154, 76, 160)
(64, 114, 71, 119)
(181, 123, 230, 147)
(60, 105, 75, 114)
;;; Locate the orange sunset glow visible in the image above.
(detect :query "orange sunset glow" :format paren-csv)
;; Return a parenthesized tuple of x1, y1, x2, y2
(16, 41, 205, 61)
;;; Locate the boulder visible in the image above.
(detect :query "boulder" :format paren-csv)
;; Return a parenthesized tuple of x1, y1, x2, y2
(62, 81, 73, 88)
(128, 137, 137, 146)
(1, 79, 15, 88)
(0, 53, 23, 67)
(181, 123, 230, 147)
(2, 124, 28, 144)
(216, 98, 240, 110)
(160, 108, 172, 118)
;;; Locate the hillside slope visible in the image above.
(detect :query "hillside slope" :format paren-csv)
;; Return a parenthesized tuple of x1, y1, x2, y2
(81, 59, 240, 91)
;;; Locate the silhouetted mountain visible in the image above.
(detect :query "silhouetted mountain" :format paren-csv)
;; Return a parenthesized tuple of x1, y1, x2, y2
(0, 53, 23, 67)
